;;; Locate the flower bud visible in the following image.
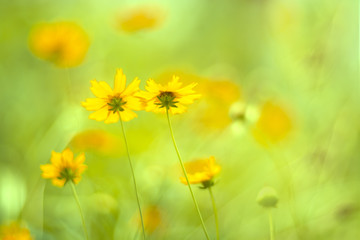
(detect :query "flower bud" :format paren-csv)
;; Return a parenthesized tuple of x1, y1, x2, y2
(256, 186, 279, 208)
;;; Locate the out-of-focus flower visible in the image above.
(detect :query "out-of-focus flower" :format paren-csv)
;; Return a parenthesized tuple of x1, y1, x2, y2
(40, 148, 87, 187)
(69, 129, 123, 156)
(138, 76, 201, 114)
(142, 205, 162, 234)
(180, 156, 221, 188)
(0, 222, 33, 240)
(256, 186, 279, 208)
(82, 69, 142, 123)
(29, 21, 89, 67)
(252, 101, 292, 145)
(116, 6, 165, 33)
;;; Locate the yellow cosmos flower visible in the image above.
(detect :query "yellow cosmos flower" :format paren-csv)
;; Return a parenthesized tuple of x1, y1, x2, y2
(0, 222, 32, 240)
(180, 157, 221, 187)
(117, 6, 165, 33)
(138, 75, 201, 114)
(82, 69, 143, 123)
(252, 101, 292, 145)
(40, 148, 87, 187)
(29, 21, 89, 67)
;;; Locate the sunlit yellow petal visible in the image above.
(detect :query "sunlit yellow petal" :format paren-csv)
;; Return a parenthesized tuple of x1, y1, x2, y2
(124, 96, 143, 111)
(62, 148, 74, 166)
(122, 77, 140, 96)
(104, 111, 120, 124)
(52, 178, 66, 187)
(90, 80, 113, 98)
(50, 150, 62, 167)
(120, 108, 137, 122)
(89, 106, 109, 121)
(81, 98, 107, 111)
(114, 68, 126, 94)
(40, 164, 58, 179)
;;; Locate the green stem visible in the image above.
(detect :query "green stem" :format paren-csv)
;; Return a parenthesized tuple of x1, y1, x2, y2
(119, 114, 146, 240)
(166, 109, 210, 240)
(208, 186, 219, 240)
(268, 210, 275, 240)
(70, 181, 89, 240)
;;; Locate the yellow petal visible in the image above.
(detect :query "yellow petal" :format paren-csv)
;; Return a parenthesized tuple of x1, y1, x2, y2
(104, 111, 120, 124)
(169, 104, 187, 114)
(145, 79, 161, 93)
(177, 82, 198, 95)
(120, 108, 137, 121)
(74, 152, 85, 165)
(122, 77, 140, 96)
(90, 79, 113, 98)
(50, 151, 62, 167)
(40, 164, 59, 179)
(114, 68, 126, 94)
(177, 94, 201, 105)
(89, 106, 109, 121)
(167, 75, 183, 91)
(81, 98, 107, 111)
(62, 148, 74, 166)
(123, 96, 143, 111)
(52, 178, 66, 187)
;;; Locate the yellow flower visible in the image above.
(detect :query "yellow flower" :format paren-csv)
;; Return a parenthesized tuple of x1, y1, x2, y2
(180, 157, 221, 187)
(116, 6, 165, 33)
(40, 148, 87, 187)
(252, 101, 292, 145)
(82, 69, 143, 123)
(138, 75, 201, 114)
(29, 21, 89, 67)
(0, 222, 33, 240)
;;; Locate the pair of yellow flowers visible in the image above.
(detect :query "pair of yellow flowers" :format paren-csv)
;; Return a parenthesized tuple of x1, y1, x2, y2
(41, 69, 220, 187)
(82, 68, 201, 123)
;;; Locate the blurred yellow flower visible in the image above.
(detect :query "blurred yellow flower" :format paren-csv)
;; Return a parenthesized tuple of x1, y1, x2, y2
(180, 156, 221, 186)
(138, 76, 201, 114)
(252, 101, 292, 145)
(117, 6, 165, 33)
(29, 21, 89, 67)
(69, 129, 123, 156)
(82, 69, 142, 123)
(142, 205, 162, 234)
(0, 222, 32, 240)
(40, 148, 87, 187)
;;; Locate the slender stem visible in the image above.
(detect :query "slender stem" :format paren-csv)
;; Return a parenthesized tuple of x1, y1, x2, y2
(70, 181, 89, 240)
(119, 113, 146, 240)
(268, 210, 275, 240)
(166, 109, 210, 240)
(208, 186, 219, 240)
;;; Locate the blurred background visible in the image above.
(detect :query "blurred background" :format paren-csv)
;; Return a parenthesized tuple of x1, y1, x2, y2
(0, 0, 359, 239)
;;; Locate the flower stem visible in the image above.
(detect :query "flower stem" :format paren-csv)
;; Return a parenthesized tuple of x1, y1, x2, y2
(119, 114, 146, 240)
(268, 209, 275, 240)
(70, 181, 89, 240)
(166, 109, 210, 240)
(208, 186, 219, 240)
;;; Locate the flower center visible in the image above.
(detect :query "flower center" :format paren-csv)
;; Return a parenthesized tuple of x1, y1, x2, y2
(108, 96, 127, 113)
(155, 91, 178, 109)
(59, 168, 75, 183)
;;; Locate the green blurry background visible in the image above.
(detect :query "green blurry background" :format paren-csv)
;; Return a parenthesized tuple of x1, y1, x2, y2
(0, 0, 359, 239)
